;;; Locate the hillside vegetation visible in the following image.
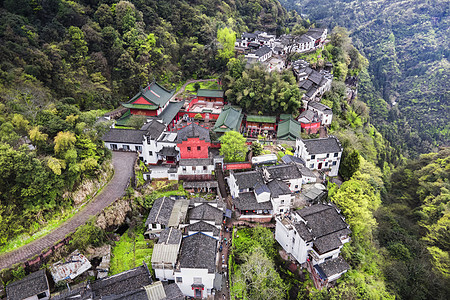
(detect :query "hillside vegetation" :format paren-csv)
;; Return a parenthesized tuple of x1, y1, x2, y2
(280, 0, 450, 156)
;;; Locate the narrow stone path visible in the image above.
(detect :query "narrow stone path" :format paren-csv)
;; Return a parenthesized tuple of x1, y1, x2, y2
(0, 151, 136, 271)
(173, 79, 218, 99)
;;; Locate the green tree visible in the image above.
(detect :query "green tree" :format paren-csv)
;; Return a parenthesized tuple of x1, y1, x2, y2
(68, 26, 88, 59)
(340, 149, 361, 180)
(54, 131, 76, 155)
(128, 115, 146, 129)
(219, 131, 247, 162)
(251, 141, 264, 156)
(217, 27, 236, 61)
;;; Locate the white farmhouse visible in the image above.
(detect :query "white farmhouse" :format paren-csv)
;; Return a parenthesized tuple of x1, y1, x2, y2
(174, 233, 219, 298)
(263, 164, 303, 192)
(151, 228, 182, 281)
(144, 197, 189, 238)
(266, 180, 294, 214)
(295, 136, 343, 177)
(227, 170, 265, 198)
(275, 204, 350, 288)
(307, 101, 333, 126)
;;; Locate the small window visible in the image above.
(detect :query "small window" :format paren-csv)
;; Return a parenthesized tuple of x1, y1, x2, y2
(37, 292, 47, 299)
(332, 161, 337, 166)
(280, 209, 284, 213)
(281, 200, 284, 204)
(295, 185, 298, 189)
(193, 277, 202, 284)
(197, 146, 201, 151)
(123, 145, 130, 150)
(325, 162, 328, 167)
(136, 146, 142, 151)
(334, 152, 338, 157)
(203, 166, 207, 171)
(110, 144, 118, 150)
(292, 237, 295, 244)
(187, 147, 191, 151)
(326, 153, 330, 158)
(310, 164, 314, 168)
(176, 277, 182, 283)
(149, 151, 153, 156)
(311, 155, 315, 159)
(151, 223, 157, 229)
(182, 167, 187, 172)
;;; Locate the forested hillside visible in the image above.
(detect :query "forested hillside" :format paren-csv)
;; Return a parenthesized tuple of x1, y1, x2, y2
(280, 0, 450, 156)
(0, 0, 299, 109)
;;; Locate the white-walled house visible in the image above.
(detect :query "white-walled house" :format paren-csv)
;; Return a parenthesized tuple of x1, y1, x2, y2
(307, 102, 333, 126)
(263, 164, 303, 192)
(267, 179, 295, 214)
(144, 197, 189, 238)
(295, 136, 343, 177)
(245, 45, 273, 62)
(275, 204, 350, 288)
(174, 233, 219, 298)
(152, 228, 182, 281)
(228, 170, 265, 198)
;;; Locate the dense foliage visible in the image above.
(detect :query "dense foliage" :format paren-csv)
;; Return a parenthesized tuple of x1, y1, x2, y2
(377, 148, 450, 299)
(0, 82, 110, 247)
(281, 0, 450, 157)
(224, 58, 303, 114)
(0, 0, 302, 109)
(219, 130, 248, 162)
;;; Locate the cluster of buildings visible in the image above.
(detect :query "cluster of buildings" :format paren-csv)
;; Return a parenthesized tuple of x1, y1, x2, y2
(5, 265, 184, 300)
(236, 28, 328, 63)
(145, 196, 227, 298)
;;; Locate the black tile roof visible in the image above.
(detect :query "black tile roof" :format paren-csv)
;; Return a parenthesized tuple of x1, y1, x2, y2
(294, 222, 314, 242)
(145, 197, 175, 227)
(101, 288, 148, 300)
(140, 119, 167, 139)
(254, 46, 272, 57)
(254, 183, 270, 195)
(179, 158, 213, 166)
(295, 204, 350, 254)
(91, 265, 152, 298)
(163, 282, 185, 300)
(6, 269, 49, 300)
(176, 123, 210, 143)
(233, 170, 265, 190)
(188, 203, 223, 225)
(308, 101, 332, 114)
(301, 136, 342, 154)
(281, 154, 306, 166)
(102, 128, 144, 144)
(316, 256, 350, 279)
(267, 179, 291, 198)
(234, 192, 273, 211)
(185, 220, 220, 236)
(266, 164, 302, 181)
(178, 233, 217, 273)
(157, 146, 179, 157)
(158, 228, 182, 245)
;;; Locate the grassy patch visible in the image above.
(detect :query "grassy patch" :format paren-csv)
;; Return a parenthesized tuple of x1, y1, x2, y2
(110, 229, 154, 275)
(184, 80, 220, 92)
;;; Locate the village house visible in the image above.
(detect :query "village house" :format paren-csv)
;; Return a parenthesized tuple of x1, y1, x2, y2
(6, 269, 50, 300)
(295, 136, 343, 177)
(228, 170, 266, 198)
(263, 164, 303, 192)
(51, 263, 184, 300)
(233, 190, 274, 222)
(177, 123, 222, 181)
(144, 196, 190, 238)
(307, 101, 333, 126)
(281, 155, 317, 184)
(245, 45, 273, 62)
(275, 204, 350, 289)
(187, 202, 224, 228)
(174, 233, 219, 298)
(298, 110, 321, 134)
(266, 179, 295, 214)
(152, 228, 183, 281)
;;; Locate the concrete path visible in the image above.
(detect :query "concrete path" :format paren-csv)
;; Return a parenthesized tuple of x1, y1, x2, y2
(0, 152, 136, 271)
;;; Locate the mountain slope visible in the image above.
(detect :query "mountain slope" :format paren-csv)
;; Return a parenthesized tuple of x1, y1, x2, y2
(280, 0, 450, 156)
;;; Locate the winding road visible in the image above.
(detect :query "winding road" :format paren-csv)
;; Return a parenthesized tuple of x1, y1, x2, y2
(0, 151, 136, 271)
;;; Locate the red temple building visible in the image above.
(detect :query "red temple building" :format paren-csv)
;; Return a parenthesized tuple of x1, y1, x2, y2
(122, 81, 175, 117)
